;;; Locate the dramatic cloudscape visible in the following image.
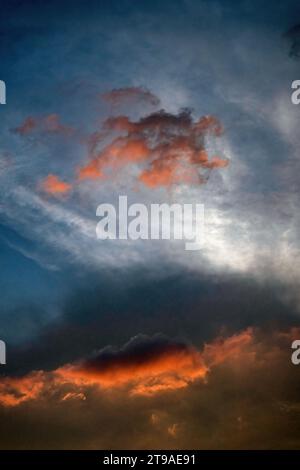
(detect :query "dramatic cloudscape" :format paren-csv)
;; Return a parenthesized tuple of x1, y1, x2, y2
(0, 0, 300, 449)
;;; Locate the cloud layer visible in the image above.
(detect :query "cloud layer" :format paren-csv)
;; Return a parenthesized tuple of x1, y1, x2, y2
(0, 327, 299, 449)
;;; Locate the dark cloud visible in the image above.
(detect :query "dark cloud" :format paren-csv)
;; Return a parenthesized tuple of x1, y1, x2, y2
(284, 24, 300, 58)
(101, 86, 160, 107)
(78, 333, 193, 374)
(3, 269, 298, 377)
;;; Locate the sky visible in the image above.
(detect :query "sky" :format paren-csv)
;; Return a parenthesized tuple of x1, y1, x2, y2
(0, 0, 300, 449)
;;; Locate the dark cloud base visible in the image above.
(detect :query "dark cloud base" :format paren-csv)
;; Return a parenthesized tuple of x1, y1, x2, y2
(3, 269, 298, 377)
(1, 269, 299, 449)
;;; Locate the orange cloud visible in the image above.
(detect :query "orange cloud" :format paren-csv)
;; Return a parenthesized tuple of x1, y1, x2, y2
(58, 339, 208, 396)
(12, 114, 74, 136)
(42, 114, 74, 136)
(12, 116, 37, 135)
(78, 137, 150, 181)
(0, 371, 46, 407)
(139, 157, 196, 188)
(41, 174, 72, 195)
(77, 108, 229, 188)
(77, 160, 104, 180)
(203, 328, 254, 367)
(0, 329, 258, 407)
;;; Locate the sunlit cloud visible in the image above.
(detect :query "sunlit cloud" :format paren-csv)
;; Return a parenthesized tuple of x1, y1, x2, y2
(41, 174, 72, 196)
(0, 329, 255, 406)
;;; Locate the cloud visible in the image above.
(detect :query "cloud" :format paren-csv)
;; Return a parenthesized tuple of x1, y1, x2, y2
(284, 24, 300, 59)
(0, 371, 46, 407)
(12, 117, 36, 135)
(101, 87, 160, 107)
(58, 328, 255, 398)
(1, 326, 299, 449)
(40, 174, 72, 196)
(17, 94, 228, 199)
(78, 108, 228, 188)
(12, 114, 74, 137)
(0, 0, 300, 449)
(0, 329, 254, 406)
(59, 333, 208, 395)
